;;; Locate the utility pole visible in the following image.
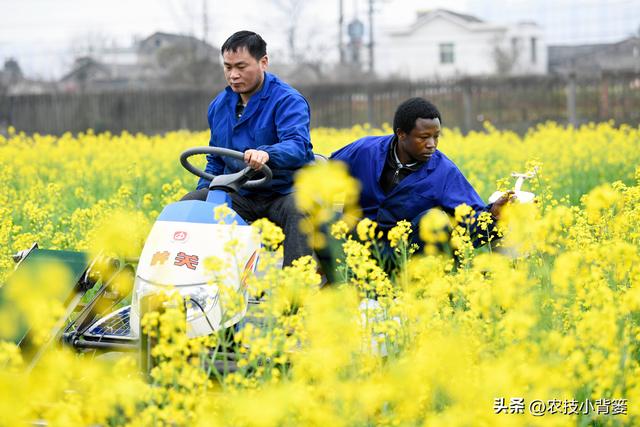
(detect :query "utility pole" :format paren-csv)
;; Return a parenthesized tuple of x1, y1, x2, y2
(339, 0, 345, 64)
(368, 0, 374, 74)
(566, 71, 577, 127)
(202, 0, 209, 43)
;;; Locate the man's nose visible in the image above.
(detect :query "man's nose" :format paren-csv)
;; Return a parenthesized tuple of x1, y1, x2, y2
(426, 137, 436, 148)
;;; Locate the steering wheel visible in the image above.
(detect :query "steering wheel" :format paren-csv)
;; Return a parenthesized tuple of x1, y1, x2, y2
(180, 147, 272, 189)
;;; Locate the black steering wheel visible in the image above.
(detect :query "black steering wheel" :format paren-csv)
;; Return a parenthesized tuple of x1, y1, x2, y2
(180, 147, 272, 189)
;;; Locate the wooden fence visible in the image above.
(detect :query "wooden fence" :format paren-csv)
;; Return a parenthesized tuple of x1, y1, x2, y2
(1, 72, 639, 135)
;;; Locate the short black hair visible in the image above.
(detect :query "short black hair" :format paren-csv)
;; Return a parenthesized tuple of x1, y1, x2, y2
(393, 97, 442, 135)
(220, 31, 267, 61)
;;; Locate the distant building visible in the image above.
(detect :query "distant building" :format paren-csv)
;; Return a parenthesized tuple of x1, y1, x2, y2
(1, 58, 55, 94)
(137, 32, 218, 68)
(268, 62, 326, 85)
(91, 44, 139, 66)
(59, 32, 222, 92)
(59, 57, 151, 92)
(548, 36, 640, 76)
(376, 9, 547, 80)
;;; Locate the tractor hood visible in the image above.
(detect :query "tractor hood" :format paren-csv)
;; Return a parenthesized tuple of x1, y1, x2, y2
(136, 219, 260, 287)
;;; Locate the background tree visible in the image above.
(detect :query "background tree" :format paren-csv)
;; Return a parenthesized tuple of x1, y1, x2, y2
(492, 36, 521, 76)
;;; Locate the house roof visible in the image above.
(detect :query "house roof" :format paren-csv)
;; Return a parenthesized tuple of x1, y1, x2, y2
(60, 57, 106, 82)
(548, 43, 609, 67)
(417, 9, 484, 24)
(138, 32, 218, 51)
(548, 36, 640, 73)
(60, 57, 144, 82)
(390, 8, 506, 36)
(141, 31, 203, 41)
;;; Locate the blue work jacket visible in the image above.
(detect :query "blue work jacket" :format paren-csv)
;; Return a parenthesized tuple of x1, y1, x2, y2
(331, 135, 489, 229)
(196, 72, 314, 195)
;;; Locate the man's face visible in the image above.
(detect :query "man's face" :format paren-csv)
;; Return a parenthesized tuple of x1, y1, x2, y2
(222, 47, 268, 97)
(397, 117, 441, 163)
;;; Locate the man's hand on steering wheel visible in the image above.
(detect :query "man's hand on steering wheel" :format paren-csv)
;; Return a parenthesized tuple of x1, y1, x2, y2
(180, 147, 272, 189)
(244, 149, 270, 170)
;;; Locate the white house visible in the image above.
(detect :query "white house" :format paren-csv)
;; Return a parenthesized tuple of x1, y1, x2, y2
(375, 9, 547, 79)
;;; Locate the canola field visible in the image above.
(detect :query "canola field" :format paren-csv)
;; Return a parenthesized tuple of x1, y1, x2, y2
(1, 122, 640, 426)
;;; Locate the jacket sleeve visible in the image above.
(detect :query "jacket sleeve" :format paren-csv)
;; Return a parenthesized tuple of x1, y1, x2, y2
(196, 103, 226, 190)
(440, 167, 496, 247)
(329, 139, 362, 174)
(257, 94, 313, 169)
(440, 167, 487, 214)
(330, 141, 354, 161)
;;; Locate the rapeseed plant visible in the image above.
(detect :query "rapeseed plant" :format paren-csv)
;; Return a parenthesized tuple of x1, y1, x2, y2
(0, 123, 639, 425)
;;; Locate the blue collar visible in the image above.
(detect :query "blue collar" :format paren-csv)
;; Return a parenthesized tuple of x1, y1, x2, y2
(225, 72, 274, 126)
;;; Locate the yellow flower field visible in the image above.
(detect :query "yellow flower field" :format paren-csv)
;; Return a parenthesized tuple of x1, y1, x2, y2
(1, 122, 639, 426)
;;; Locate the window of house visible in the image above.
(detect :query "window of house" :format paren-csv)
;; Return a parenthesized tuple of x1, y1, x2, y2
(530, 37, 537, 63)
(440, 43, 454, 64)
(511, 37, 520, 56)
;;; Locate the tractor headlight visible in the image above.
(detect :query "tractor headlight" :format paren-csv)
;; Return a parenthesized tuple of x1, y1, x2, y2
(130, 278, 225, 338)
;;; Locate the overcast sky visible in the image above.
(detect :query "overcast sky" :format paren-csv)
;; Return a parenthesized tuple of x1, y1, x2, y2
(1, 0, 638, 79)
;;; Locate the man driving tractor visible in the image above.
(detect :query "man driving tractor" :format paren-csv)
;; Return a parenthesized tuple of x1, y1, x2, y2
(181, 31, 314, 266)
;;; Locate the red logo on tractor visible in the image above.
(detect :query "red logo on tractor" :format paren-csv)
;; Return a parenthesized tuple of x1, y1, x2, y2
(173, 231, 188, 241)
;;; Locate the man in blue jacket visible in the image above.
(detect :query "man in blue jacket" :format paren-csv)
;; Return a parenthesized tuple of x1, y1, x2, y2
(182, 31, 315, 266)
(331, 97, 512, 252)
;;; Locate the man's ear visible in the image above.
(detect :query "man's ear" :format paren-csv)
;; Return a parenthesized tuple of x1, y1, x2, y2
(260, 55, 269, 71)
(396, 128, 407, 141)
